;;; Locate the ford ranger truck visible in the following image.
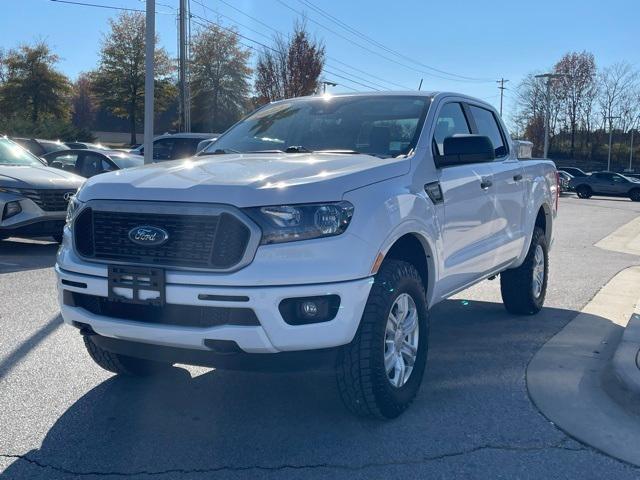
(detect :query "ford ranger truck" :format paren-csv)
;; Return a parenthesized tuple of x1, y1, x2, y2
(56, 92, 558, 419)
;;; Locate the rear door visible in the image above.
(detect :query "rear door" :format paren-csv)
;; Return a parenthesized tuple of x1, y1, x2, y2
(466, 103, 526, 267)
(434, 101, 499, 296)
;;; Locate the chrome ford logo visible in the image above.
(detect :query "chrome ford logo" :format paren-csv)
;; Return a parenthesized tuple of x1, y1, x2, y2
(128, 226, 169, 246)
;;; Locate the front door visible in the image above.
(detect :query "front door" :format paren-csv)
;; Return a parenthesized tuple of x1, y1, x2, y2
(433, 102, 500, 297)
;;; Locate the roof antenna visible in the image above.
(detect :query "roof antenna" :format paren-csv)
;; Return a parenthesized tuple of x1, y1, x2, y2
(418, 78, 423, 91)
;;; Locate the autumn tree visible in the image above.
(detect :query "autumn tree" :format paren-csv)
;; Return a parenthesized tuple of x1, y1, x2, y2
(598, 63, 637, 133)
(0, 41, 71, 123)
(91, 12, 176, 144)
(554, 52, 597, 158)
(190, 24, 252, 133)
(71, 73, 96, 129)
(254, 21, 325, 104)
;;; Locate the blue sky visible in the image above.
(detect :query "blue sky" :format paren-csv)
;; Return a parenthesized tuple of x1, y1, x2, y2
(2, 0, 639, 121)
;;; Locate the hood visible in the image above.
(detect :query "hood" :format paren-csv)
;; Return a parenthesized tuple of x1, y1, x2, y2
(0, 164, 85, 189)
(78, 152, 410, 207)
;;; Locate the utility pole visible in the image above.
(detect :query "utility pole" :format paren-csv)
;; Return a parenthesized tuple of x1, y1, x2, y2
(606, 115, 620, 171)
(535, 73, 564, 159)
(143, 0, 155, 164)
(178, 0, 191, 132)
(496, 78, 509, 117)
(320, 81, 337, 94)
(629, 115, 639, 172)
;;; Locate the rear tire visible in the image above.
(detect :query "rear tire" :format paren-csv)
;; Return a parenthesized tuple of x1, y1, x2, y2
(629, 189, 640, 202)
(336, 259, 429, 419)
(576, 185, 592, 199)
(83, 336, 173, 376)
(500, 227, 548, 315)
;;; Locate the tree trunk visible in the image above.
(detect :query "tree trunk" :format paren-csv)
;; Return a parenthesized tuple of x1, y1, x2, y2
(130, 109, 137, 145)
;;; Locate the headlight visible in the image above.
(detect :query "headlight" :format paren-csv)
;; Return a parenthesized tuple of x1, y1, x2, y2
(244, 201, 354, 245)
(65, 196, 83, 227)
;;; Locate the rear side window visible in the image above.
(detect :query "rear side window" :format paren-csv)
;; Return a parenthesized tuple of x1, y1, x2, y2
(433, 103, 471, 155)
(468, 105, 507, 157)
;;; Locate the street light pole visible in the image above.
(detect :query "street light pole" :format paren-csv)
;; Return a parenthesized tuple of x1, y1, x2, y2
(629, 116, 639, 172)
(535, 73, 564, 159)
(143, 0, 155, 165)
(606, 115, 620, 171)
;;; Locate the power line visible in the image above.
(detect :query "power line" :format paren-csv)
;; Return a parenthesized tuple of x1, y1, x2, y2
(48, 0, 172, 14)
(276, 0, 492, 83)
(297, 0, 494, 83)
(194, 0, 405, 90)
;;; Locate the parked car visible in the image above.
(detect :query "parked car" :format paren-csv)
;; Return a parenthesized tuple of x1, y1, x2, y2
(129, 133, 220, 161)
(569, 171, 640, 201)
(65, 141, 110, 150)
(11, 138, 69, 157)
(57, 92, 557, 418)
(558, 167, 589, 178)
(557, 171, 573, 193)
(0, 137, 84, 242)
(43, 149, 143, 178)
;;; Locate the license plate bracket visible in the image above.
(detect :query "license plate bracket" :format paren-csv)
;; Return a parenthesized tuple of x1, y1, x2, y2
(108, 265, 165, 306)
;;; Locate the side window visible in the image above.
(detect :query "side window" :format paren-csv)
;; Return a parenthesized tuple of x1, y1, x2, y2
(468, 105, 507, 157)
(433, 103, 471, 156)
(77, 153, 106, 177)
(171, 138, 199, 159)
(594, 172, 612, 181)
(153, 139, 175, 160)
(49, 153, 78, 172)
(612, 174, 626, 183)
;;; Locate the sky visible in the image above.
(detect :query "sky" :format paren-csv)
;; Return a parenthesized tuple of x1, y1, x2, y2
(1, 0, 639, 123)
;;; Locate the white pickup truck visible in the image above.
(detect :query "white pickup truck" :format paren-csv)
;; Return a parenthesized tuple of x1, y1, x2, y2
(56, 92, 558, 418)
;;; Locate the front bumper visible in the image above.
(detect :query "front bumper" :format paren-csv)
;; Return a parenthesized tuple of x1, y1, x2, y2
(57, 264, 373, 354)
(0, 193, 67, 238)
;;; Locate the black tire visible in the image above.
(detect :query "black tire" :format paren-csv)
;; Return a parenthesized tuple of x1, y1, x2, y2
(336, 259, 429, 419)
(83, 336, 173, 376)
(629, 189, 640, 202)
(576, 185, 592, 199)
(500, 227, 548, 315)
(51, 233, 63, 244)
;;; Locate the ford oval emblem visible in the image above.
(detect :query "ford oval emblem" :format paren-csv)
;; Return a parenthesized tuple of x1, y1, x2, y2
(128, 225, 169, 246)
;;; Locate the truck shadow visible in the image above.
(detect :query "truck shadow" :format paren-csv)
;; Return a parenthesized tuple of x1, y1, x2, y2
(2, 300, 580, 478)
(0, 238, 58, 273)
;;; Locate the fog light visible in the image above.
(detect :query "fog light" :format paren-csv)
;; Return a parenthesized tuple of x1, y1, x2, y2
(2, 201, 21, 220)
(279, 295, 341, 325)
(301, 301, 319, 317)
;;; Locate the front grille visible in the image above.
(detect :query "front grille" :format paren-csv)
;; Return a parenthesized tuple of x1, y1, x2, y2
(66, 291, 260, 328)
(74, 207, 253, 270)
(19, 189, 76, 211)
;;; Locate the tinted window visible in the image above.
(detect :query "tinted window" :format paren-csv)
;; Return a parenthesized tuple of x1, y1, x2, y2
(594, 172, 614, 181)
(153, 138, 175, 160)
(107, 153, 144, 169)
(468, 105, 507, 157)
(48, 152, 79, 172)
(206, 96, 430, 159)
(78, 153, 108, 177)
(433, 103, 471, 155)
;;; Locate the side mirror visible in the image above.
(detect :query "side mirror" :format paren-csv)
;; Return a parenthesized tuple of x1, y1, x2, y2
(438, 135, 495, 167)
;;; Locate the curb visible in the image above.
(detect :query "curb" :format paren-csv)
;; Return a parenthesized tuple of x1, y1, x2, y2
(612, 312, 640, 396)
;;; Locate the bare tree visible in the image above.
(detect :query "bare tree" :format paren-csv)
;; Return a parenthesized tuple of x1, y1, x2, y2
(71, 73, 96, 129)
(254, 21, 325, 104)
(598, 62, 638, 133)
(554, 52, 597, 158)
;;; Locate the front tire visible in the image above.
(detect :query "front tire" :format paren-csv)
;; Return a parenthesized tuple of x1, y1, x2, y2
(629, 189, 640, 202)
(500, 227, 548, 315)
(336, 260, 429, 419)
(83, 336, 173, 376)
(576, 185, 592, 199)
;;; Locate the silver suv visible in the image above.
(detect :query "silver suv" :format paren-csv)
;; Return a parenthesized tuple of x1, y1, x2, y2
(0, 137, 84, 242)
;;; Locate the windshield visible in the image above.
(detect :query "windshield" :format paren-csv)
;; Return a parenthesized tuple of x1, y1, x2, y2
(0, 138, 46, 166)
(107, 152, 144, 169)
(204, 95, 431, 158)
(39, 140, 69, 154)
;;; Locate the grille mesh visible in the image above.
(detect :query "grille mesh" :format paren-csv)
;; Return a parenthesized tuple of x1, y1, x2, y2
(19, 189, 76, 211)
(74, 208, 252, 269)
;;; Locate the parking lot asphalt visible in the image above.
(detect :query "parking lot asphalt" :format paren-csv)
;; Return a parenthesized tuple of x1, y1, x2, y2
(2, 195, 640, 479)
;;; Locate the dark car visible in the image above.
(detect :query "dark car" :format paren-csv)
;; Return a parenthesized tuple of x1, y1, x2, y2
(65, 141, 110, 150)
(11, 138, 70, 157)
(557, 171, 573, 194)
(558, 167, 589, 178)
(569, 171, 640, 201)
(129, 133, 220, 161)
(43, 149, 143, 178)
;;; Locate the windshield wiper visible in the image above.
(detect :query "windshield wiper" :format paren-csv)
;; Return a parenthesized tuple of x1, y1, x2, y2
(199, 148, 241, 156)
(315, 149, 362, 154)
(246, 146, 314, 154)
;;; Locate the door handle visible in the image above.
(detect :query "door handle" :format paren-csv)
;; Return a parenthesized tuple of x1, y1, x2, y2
(513, 174, 523, 182)
(480, 177, 493, 189)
